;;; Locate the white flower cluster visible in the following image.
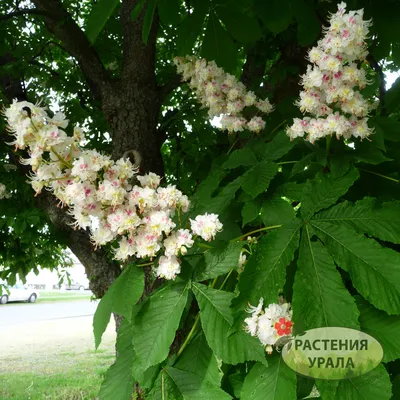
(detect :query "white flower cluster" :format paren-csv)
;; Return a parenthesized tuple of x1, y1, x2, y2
(245, 298, 293, 354)
(174, 56, 274, 133)
(0, 183, 11, 199)
(4, 100, 224, 280)
(287, 2, 374, 143)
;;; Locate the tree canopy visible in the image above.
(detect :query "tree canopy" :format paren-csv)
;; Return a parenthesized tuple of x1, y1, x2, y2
(1, 0, 400, 399)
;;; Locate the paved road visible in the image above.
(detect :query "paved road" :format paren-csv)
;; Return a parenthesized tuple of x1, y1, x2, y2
(0, 299, 116, 373)
(0, 298, 98, 327)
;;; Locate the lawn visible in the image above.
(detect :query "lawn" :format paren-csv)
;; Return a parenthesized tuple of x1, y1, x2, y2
(37, 291, 93, 303)
(0, 349, 114, 400)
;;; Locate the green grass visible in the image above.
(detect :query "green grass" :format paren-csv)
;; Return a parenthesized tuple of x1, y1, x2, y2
(0, 350, 114, 400)
(37, 291, 93, 303)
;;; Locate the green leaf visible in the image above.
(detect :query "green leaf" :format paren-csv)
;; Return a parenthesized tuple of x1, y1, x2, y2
(93, 266, 144, 348)
(241, 356, 296, 400)
(99, 319, 135, 400)
(112, 266, 145, 321)
(142, 0, 156, 44)
(310, 221, 400, 315)
(290, 152, 316, 177)
(291, 0, 320, 46)
(194, 241, 243, 281)
(255, 0, 292, 34)
(85, 0, 120, 44)
(223, 149, 258, 169)
(372, 117, 400, 142)
(262, 130, 298, 161)
(356, 297, 400, 363)
(215, 3, 261, 43)
(312, 197, 400, 244)
(334, 364, 392, 400)
(301, 167, 359, 219)
(201, 12, 237, 73)
(165, 367, 232, 399)
(236, 220, 301, 308)
(242, 201, 261, 226)
(131, 0, 146, 20)
(192, 283, 267, 365)
(157, 0, 181, 25)
(177, 0, 209, 55)
(261, 197, 294, 227)
(193, 175, 244, 215)
(174, 333, 222, 386)
(241, 161, 278, 198)
(354, 142, 392, 165)
(132, 282, 189, 370)
(292, 225, 359, 332)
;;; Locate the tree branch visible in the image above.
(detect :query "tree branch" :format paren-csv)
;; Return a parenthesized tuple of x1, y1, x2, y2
(241, 41, 269, 89)
(159, 73, 182, 102)
(367, 53, 386, 114)
(0, 8, 47, 22)
(31, 0, 110, 100)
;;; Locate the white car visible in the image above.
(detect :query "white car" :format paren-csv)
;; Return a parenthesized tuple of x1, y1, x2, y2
(0, 283, 40, 304)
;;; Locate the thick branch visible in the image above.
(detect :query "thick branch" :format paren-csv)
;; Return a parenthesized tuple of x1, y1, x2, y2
(0, 60, 120, 299)
(31, 0, 110, 100)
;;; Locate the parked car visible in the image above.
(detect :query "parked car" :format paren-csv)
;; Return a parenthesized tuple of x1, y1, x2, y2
(64, 279, 89, 291)
(0, 283, 40, 304)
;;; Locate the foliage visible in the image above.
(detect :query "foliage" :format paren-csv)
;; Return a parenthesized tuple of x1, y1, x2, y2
(2, 0, 400, 399)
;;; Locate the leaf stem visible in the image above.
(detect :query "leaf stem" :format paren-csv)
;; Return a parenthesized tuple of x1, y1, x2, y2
(175, 272, 229, 359)
(359, 168, 399, 183)
(232, 225, 282, 241)
(277, 161, 298, 165)
(270, 120, 287, 135)
(136, 261, 154, 267)
(220, 269, 233, 290)
(176, 313, 200, 358)
(227, 137, 239, 155)
(161, 370, 165, 400)
(195, 242, 213, 249)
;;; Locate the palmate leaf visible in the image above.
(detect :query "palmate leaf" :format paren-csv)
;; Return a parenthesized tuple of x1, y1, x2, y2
(201, 12, 237, 73)
(260, 197, 295, 227)
(193, 175, 244, 215)
(223, 149, 258, 169)
(235, 219, 301, 308)
(132, 281, 189, 370)
(174, 333, 222, 386)
(85, 0, 120, 44)
(99, 319, 135, 400)
(301, 167, 359, 219)
(310, 221, 400, 315)
(292, 225, 359, 332)
(192, 283, 267, 366)
(165, 367, 232, 400)
(241, 355, 296, 400)
(241, 161, 278, 199)
(242, 200, 261, 226)
(334, 364, 392, 400)
(93, 266, 144, 349)
(356, 297, 400, 363)
(214, 1, 261, 43)
(261, 130, 298, 161)
(312, 197, 400, 244)
(193, 241, 243, 281)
